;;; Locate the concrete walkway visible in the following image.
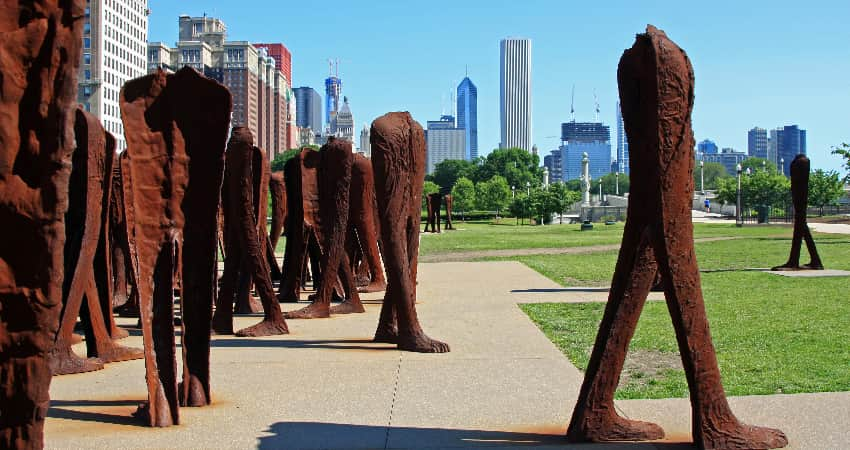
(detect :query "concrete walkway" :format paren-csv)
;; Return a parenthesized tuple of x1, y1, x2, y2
(45, 262, 849, 449)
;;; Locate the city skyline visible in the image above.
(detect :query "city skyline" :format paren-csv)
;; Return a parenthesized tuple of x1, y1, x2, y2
(147, 0, 849, 172)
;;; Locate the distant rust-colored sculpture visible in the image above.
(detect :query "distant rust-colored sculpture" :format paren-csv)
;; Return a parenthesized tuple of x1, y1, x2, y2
(444, 194, 454, 230)
(565, 26, 787, 450)
(285, 139, 364, 319)
(120, 67, 232, 425)
(49, 109, 143, 376)
(268, 170, 287, 279)
(424, 193, 442, 233)
(212, 128, 289, 336)
(371, 113, 450, 353)
(349, 154, 386, 293)
(277, 149, 320, 303)
(772, 154, 823, 271)
(0, 2, 83, 447)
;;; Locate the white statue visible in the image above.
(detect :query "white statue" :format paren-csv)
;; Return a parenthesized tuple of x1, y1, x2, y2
(581, 152, 591, 206)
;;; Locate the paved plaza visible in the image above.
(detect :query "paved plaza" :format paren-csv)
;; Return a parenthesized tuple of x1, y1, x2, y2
(45, 262, 849, 449)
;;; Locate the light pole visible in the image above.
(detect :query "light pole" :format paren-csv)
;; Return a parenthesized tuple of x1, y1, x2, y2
(780, 157, 785, 176)
(615, 172, 620, 195)
(598, 179, 603, 204)
(699, 160, 705, 195)
(736, 163, 743, 227)
(526, 181, 531, 225)
(511, 185, 515, 199)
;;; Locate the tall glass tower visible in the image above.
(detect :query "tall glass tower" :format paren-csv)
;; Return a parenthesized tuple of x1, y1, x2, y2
(616, 102, 629, 174)
(456, 77, 478, 161)
(500, 37, 532, 151)
(325, 76, 341, 133)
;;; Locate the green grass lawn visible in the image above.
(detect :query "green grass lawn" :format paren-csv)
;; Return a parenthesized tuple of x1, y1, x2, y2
(518, 232, 850, 399)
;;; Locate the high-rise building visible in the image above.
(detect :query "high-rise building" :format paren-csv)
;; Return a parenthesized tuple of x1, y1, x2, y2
(147, 16, 293, 159)
(294, 87, 322, 133)
(775, 125, 807, 175)
(253, 43, 292, 86)
(748, 127, 768, 159)
(697, 139, 718, 156)
(426, 115, 466, 174)
(704, 148, 746, 176)
(456, 77, 478, 160)
(78, 0, 149, 151)
(325, 61, 342, 134)
(559, 122, 611, 181)
(359, 125, 371, 158)
(615, 102, 629, 174)
(333, 96, 355, 143)
(543, 149, 562, 183)
(255, 43, 296, 150)
(499, 37, 532, 151)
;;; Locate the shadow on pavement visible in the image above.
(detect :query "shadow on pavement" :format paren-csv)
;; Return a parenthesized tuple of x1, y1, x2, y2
(257, 421, 693, 449)
(512, 288, 610, 293)
(48, 399, 146, 427)
(210, 338, 397, 351)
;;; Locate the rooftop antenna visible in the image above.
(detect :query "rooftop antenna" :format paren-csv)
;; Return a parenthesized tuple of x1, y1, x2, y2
(570, 85, 575, 122)
(328, 59, 333, 77)
(594, 89, 600, 123)
(465, 64, 468, 77)
(335, 58, 340, 78)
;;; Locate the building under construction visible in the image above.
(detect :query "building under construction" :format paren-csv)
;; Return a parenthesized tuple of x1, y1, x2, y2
(558, 121, 611, 181)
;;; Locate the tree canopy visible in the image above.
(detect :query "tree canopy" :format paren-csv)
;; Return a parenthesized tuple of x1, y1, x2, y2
(693, 161, 729, 191)
(476, 175, 511, 217)
(450, 177, 476, 219)
(473, 147, 542, 190)
(270, 145, 319, 172)
(831, 143, 850, 184)
(808, 169, 845, 211)
(715, 169, 790, 209)
(432, 159, 476, 193)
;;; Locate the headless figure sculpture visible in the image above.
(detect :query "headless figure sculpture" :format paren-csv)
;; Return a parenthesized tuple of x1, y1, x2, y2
(371, 113, 450, 353)
(424, 193, 442, 233)
(566, 26, 787, 450)
(772, 154, 823, 271)
(443, 194, 454, 230)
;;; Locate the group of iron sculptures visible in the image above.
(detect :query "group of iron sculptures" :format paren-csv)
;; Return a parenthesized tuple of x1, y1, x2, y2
(0, 3, 817, 448)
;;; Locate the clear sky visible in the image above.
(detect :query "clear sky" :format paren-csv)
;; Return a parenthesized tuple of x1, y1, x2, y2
(148, 0, 850, 171)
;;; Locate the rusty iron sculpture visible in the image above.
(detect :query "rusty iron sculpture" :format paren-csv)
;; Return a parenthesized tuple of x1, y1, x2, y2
(277, 149, 320, 303)
(371, 113, 450, 353)
(49, 109, 143, 376)
(110, 152, 140, 317)
(423, 192, 442, 233)
(772, 154, 823, 271)
(212, 127, 289, 336)
(348, 154, 386, 293)
(443, 194, 454, 230)
(267, 170, 287, 279)
(285, 139, 365, 318)
(120, 67, 232, 425)
(565, 26, 787, 450)
(0, 2, 84, 447)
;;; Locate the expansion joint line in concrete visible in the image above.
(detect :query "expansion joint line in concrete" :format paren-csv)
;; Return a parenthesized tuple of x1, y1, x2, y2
(384, 352, 403, 449)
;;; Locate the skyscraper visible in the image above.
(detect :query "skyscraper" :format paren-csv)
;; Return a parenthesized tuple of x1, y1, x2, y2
(333, 97, 355, 143)
(426, 115, 466, 174)
(359, 125, 371, 157)
(775, 125, 807, 175)
(559, 122, 611, 181)
(615, 102, 629, 174)
(78, 0, 149, 151)
(697, 139, 718, 156)
(294, 87, 322, 132)
(747, 127, 768, 159)
(499, 38, 532, 151)
(325, 61, 342, 134)
(456, 77, 478, 160)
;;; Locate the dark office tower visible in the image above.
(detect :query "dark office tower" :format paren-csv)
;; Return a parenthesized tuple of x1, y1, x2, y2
(457, 77, 478, 160)
(559, 122, 611, 181)
(294, 87, 323, 133)
(697, 139, 718, 156)
(748, 127, 768, 159)
(776, 125, 807, 176)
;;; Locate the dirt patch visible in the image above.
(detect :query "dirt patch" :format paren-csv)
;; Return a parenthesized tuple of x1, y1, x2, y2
(618, 349, 681, 391)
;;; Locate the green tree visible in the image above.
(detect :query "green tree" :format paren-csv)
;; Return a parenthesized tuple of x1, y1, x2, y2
(508, 193, 531, 225)
(742, 157, 778, 175)
(831, 143, 850, 183)
(474, 147, 542, 188)
(808, 169, 845, 214)
(422, 180, 440, 210)
(547, 182, 581, 223)
(432, 159, 475, 192)
(450, 177, 476, 221)
(693, 162, 729, 191)
(716, 170, 790, 210)
(562, 178, 583, 192)
(270, 145, 319, 172)
(598, 173, 631, 195)
(529, 187, 562, 224)
(476, 175, 511, 218)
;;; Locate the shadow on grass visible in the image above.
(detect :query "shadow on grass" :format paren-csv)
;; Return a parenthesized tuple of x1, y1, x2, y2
(48, 399, 146, 427)
(210, 338, 397, 351)
(512, 287, 610, 293)
(257, 421, 693, 449)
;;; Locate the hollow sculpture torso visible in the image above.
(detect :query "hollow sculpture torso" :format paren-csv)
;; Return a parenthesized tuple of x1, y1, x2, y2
(212, 127, 289, 337)
(348, 153, 387, 293)
(49, 109, 143, 376)
(772, 154, 823, 271)
(565, 26, 787, 450)
(0, 2, 83, 447)
(284, 139, 365, 319)
(110, 151, 140, 316)
(424, 193, 442, 233)
(120, 67, 232, 426)
(443, 194, 454, 230)
(371, 113, 450, 353)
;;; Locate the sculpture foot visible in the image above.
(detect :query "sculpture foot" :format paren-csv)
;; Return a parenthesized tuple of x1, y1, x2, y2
(374, 326, 398, 344)
(211, 313, 234, 335)
(96, 343, 144, 363)
(358, 281, 387, 293)
(283, 302, 330, 319)
(49, 347, 105, 375)
(133, 402, 175, 427)
(277, 293, 301, 303)
(770, 264, 800, 271)
(697, 419, 788, 450)
(330, 300, 365, 315)
(567, 413, 665, 442)
(111, 326, 130, 339)
(235, 319, 289, 337)
(179, 375, 210, 407)
(397, 332, 450, 353)
(800, 263, 823, 270)
(235, 296, 263, 314)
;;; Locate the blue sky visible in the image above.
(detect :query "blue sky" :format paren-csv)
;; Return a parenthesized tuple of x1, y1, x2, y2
(148, 0, 850, 171)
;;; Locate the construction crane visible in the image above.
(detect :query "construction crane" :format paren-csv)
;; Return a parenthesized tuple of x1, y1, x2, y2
(570, 84, 576, 122)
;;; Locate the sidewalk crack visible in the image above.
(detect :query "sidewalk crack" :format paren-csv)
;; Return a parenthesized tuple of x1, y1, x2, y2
(384, 352, 402, 450)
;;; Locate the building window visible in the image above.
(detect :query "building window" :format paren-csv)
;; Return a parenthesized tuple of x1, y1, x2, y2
(84, 69, 91, 80)
(83, 53, 91, 65)
(83, 37, 91, 49)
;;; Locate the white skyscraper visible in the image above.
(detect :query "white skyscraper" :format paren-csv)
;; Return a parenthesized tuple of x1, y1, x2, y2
(500, 37, 532, 152)
(78, 0, 149, 151)
(616, 102, 629, 174)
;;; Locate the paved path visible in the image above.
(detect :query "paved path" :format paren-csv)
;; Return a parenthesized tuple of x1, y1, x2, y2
(45, 262, 849, 449)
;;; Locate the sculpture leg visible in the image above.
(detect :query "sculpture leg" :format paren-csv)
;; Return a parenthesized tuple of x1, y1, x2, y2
(234, 242, 289, 336)
(49, 266, 105, 375)
(330, 251, 365, 314)
(373, 280, 399, 343)
(278, 226, 308, 302)
(212, 238, 240, 335)
(82, 275, 143, 363)
(567, 226, 664, 442)
(801, 225, 823, 270)
(772, 218, 804, 270)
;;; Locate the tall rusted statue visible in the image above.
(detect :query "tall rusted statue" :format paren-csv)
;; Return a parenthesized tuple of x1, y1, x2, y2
(349, 154, 386, 293)
(285, 139, 365, 318)
(110, 152, 139, 317)
(565, 26, 787, 449)
(424, 193, 442, 233)
(443, 194, 455, 230)
(212, 128, 289, 337)
(371, 113, 450, 353)
(49, 109, 143, 376)
(0, 2, 83, 448)
(772, 154, 823, 271)
(277, 149, 320, 303)
(121, 67, 232, 425)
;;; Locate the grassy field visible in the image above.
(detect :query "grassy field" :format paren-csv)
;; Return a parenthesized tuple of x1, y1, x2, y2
(518, 232, 850, 399)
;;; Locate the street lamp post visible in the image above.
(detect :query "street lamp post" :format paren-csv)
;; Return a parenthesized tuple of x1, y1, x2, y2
(511, 185, 515, 199)
(780, 157, 785, 176)
(699, 160, 705, 195)
(598, 179, 603, 204)
(736, 163, 743, 227)
(615, 172, 620, 195)
(526, 181, 531, 225)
